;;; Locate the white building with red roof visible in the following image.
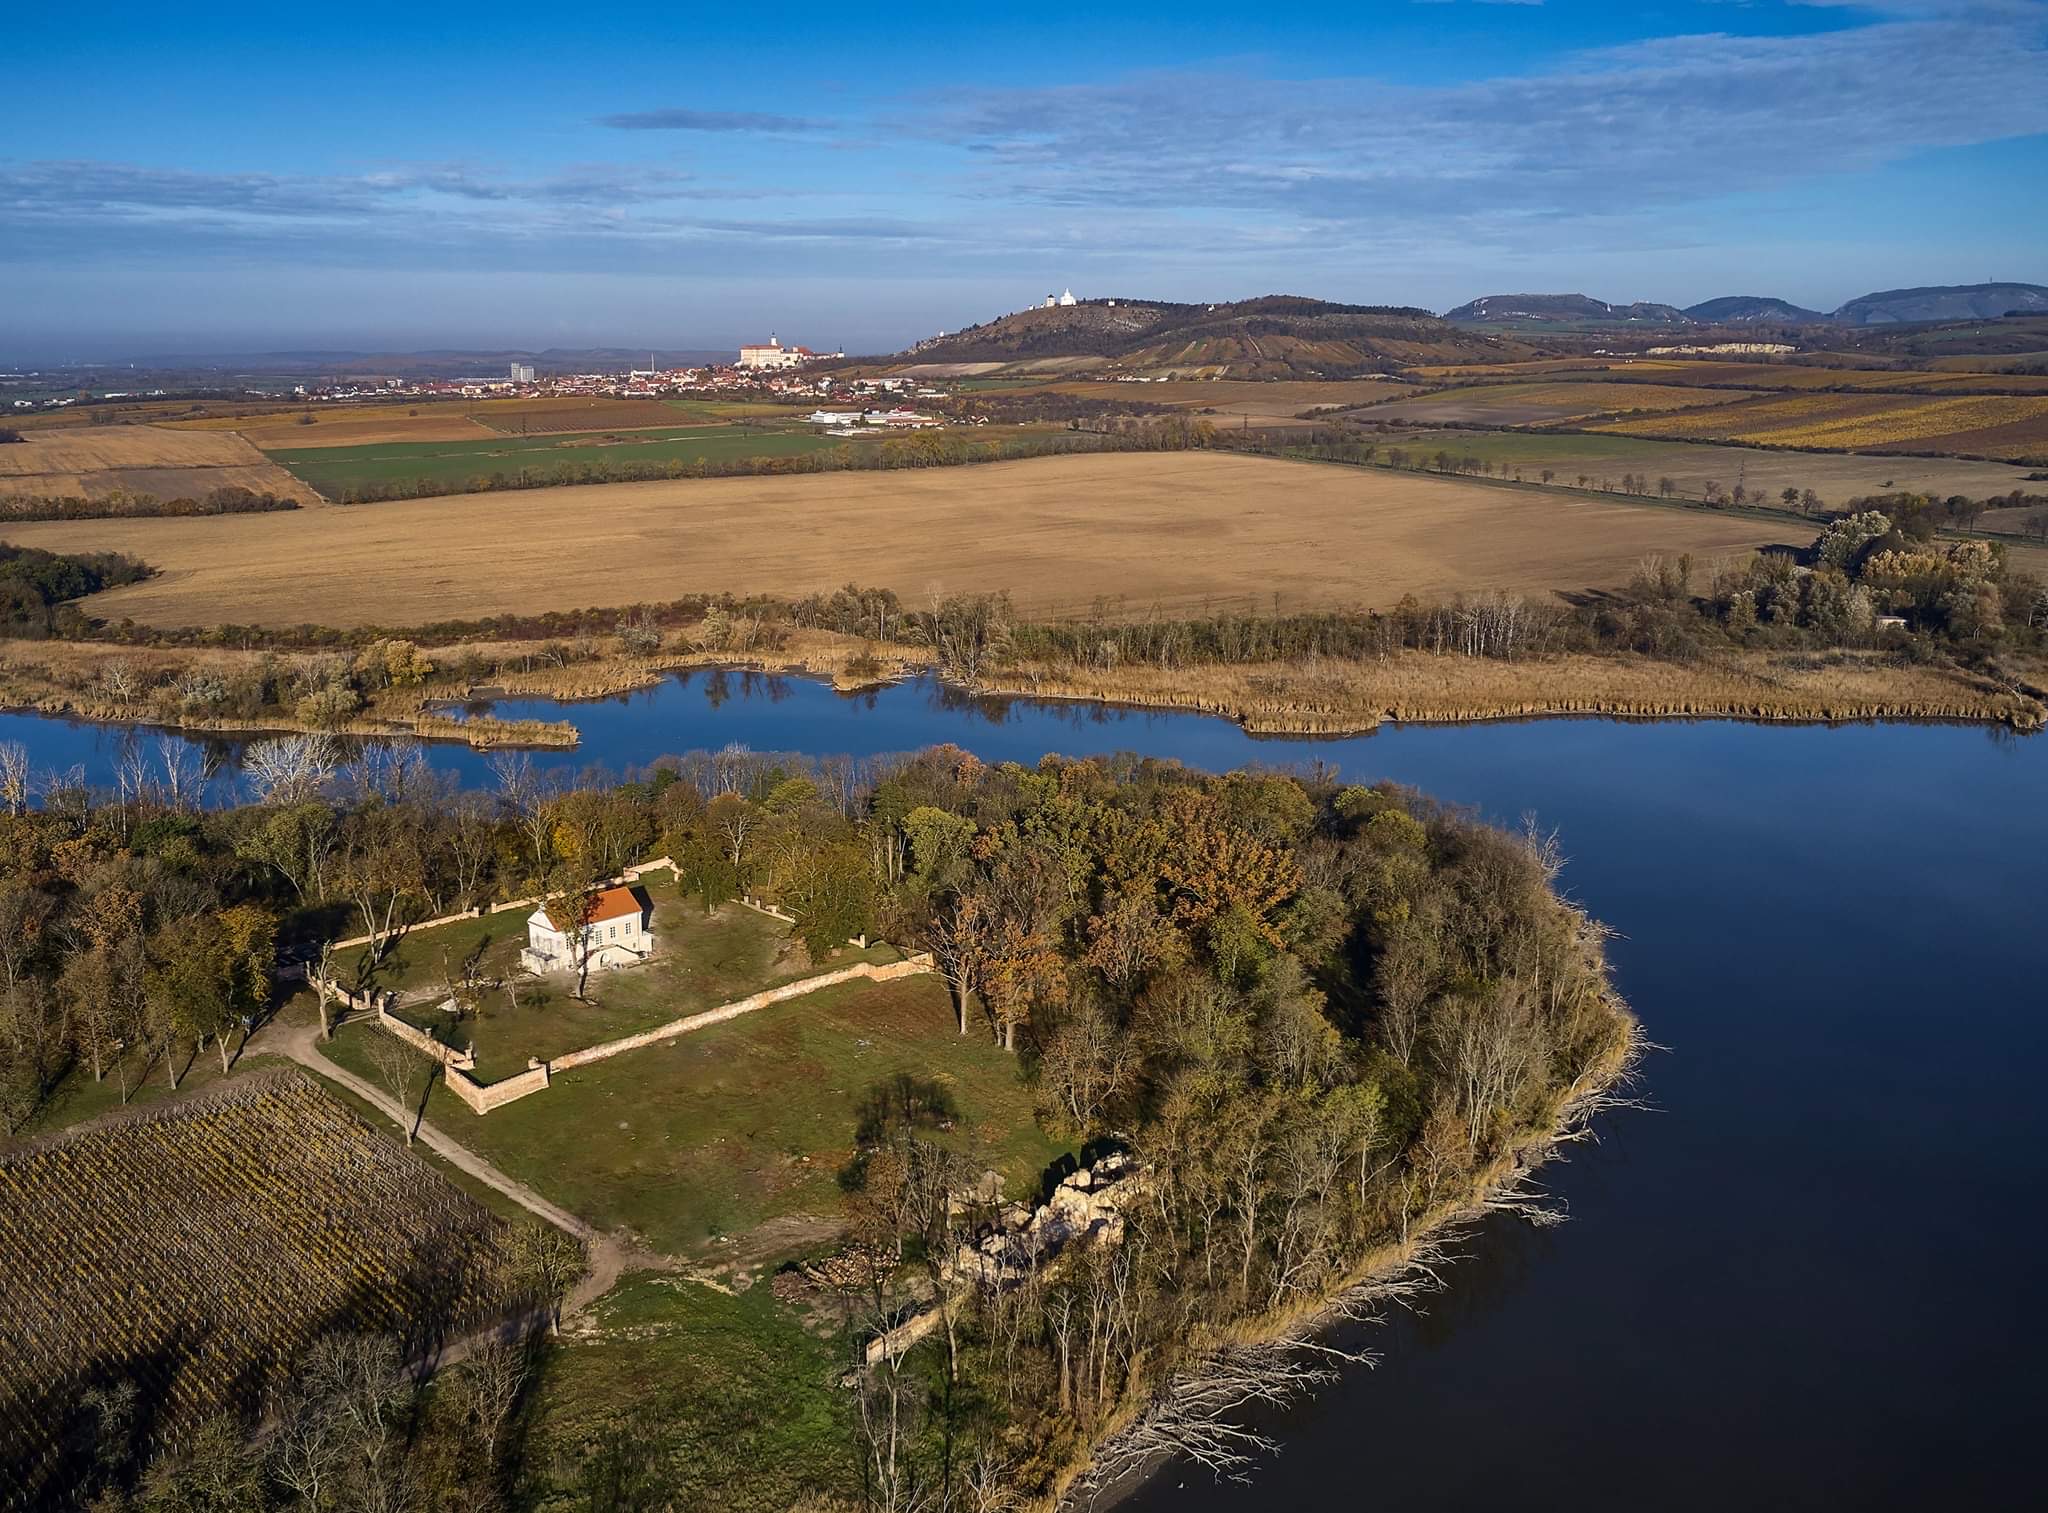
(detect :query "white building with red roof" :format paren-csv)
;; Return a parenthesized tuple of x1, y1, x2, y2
(521, 884, 655, 974)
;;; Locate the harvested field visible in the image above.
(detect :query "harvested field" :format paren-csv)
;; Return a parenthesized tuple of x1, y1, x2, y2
(0, 1073, 532, 1498)
(1363, 381, 1761, 427)
(468, 397, 717, 434)
(5, 451, 1800, 628)
(1591, 392, 2048, 459)
(232, 410, 500, 449)
(0, 424, 320, 503)
(1370, 427, 2041, 506)
(1049, 377, 1411, 424)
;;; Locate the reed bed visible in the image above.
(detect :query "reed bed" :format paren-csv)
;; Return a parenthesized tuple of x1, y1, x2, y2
(985, 650, 2048, 733)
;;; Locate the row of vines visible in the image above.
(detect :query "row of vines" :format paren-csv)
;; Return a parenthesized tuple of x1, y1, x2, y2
(0, 1073, 530, 1496)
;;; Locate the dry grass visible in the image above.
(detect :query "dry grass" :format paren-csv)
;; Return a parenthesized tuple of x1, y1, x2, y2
(0, 452, 1800, 629)
(989, 650, 2048, 733)
(0, 425, 321, 503)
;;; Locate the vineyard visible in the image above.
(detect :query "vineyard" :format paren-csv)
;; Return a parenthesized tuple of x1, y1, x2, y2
(0, 1072, 535, 1498)
(1590, 391, 2048, 459)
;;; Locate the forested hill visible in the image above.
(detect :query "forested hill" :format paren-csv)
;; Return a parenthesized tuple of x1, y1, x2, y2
(1441, 293, 1694, 326)
(891, 296, 1532, 378)
(1832, 282, 2048, 326)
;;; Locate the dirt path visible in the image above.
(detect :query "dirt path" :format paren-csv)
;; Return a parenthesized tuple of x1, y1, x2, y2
(269, 1017, 631, 1319)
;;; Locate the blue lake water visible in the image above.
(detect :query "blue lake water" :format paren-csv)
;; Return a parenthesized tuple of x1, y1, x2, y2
(2, 670, 2042, 1509)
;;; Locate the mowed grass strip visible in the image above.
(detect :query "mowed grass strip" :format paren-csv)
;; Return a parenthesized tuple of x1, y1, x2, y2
(321, 973, 1065, 1254)
(3, 451, 1801, 627)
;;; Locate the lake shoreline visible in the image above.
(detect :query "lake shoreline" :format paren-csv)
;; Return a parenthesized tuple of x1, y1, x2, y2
(3, 632, 2042, 763)
(1053, 1012, 1646, 1512)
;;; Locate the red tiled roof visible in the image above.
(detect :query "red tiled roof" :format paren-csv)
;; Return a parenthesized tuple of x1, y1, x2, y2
(536, 885, 646, 931)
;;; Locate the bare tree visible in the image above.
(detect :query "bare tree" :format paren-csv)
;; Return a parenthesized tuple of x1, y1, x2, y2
(243, 732, 338, 806)
(366, 1034, 432, 1145)
(450, 1337, 531, 1466)
(0, 740, 28, 816)
(154, 735, 202, 811)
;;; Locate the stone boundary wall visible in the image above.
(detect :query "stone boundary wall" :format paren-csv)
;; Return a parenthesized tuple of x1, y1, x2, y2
(541, 955, 935, 1077)
(442, 1062, 550, 1114)
(327, 857, 680, 949)
(431, 952, 934, 1115)
(320, 859, 927, 1118)
(374, 1004, 475, 1071)
(306, 968, 477, 1072)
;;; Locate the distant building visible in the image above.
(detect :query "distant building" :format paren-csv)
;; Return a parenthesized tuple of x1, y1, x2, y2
(509, 362, 536, 382)
(738, 335, 818, 370)
(1042, 288, 1080, 308)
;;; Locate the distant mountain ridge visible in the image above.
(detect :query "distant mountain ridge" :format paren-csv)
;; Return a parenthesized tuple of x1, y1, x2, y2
(124, 348, 729, 377)
(890, 295, 1527, 378)
(1832, 283, 2048, 325)
(1445, 283, 2048, 329)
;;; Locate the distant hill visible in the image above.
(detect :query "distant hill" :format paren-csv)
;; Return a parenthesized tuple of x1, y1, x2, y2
(125, 348, 729, 378)
(1683, 296, 1827, 325)
(1831, 283, 2048, 326)
(1442, 293, 1695, 326)
(892, 296, 1529, 378)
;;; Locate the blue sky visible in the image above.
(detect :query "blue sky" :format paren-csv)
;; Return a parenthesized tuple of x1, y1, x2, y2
(4, 0, 2045, 358)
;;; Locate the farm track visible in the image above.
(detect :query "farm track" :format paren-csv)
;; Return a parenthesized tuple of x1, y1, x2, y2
(271, 1016, 633, 1320)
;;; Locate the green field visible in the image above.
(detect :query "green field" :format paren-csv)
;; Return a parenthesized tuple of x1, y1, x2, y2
(266, 424, 847, 498)
(366, 901, 902, 1082)
(321, 972, 1065, 1255)
(527, 1276, 855, 1511)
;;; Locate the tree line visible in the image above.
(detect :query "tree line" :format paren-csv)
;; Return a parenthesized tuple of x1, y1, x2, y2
(1, 737, 1630, 1509)
(0, 486, 302, 523)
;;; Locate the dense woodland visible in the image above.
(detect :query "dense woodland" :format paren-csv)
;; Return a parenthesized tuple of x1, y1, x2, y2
(0, 544, 151, 637)
(0, 740, 1629, 1510)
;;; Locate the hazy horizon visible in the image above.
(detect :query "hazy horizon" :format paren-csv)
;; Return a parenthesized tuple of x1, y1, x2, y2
(7, 0, 2047, 360)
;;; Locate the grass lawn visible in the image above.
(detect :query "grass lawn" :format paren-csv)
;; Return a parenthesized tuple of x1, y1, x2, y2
(344, 906, 528, 994)
(321, 973, 1067, 1257)
(525, 1275, 855, 1511)
(359, 900, 902, 1081)
(265, 425, 844, 497)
